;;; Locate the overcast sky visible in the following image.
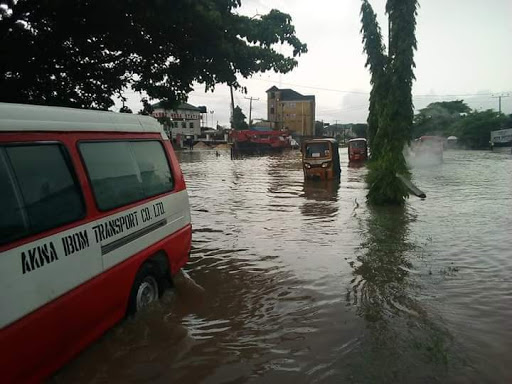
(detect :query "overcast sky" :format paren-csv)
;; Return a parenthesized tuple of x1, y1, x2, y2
(120, 0, 512, 126)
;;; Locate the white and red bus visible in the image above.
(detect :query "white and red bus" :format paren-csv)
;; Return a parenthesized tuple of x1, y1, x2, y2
(0, 103, 192, 382)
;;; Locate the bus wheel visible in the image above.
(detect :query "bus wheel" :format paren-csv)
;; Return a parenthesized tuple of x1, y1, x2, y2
(128, 263, 160, 315)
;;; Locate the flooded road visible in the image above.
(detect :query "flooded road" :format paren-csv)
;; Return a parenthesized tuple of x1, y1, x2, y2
(53, 148, 512, 383)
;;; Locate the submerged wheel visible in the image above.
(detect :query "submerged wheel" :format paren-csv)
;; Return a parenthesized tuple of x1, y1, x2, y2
(128, 263, 160, 315)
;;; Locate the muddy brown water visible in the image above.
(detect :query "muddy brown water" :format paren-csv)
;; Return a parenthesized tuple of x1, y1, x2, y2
(52, 148, 512, 383)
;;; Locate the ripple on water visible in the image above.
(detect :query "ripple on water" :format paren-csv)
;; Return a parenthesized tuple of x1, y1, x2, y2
(52, 149, 512, 383)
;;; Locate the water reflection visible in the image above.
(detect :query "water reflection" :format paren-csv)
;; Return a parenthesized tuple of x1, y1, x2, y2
(347, 205, 458, 382)
(303, 179, 340, 202)
(349, 205, 415, 322)
(300, 180, 340, 220)
(347, 161, 366, 169)
(267, 151, 302, 198)
(51, 149, 511, 383)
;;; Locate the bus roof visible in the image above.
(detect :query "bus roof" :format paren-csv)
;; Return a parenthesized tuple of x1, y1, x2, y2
(303, 138, 338, 144)
(0, 103, 163, 134)
(419, 135, 444, 141)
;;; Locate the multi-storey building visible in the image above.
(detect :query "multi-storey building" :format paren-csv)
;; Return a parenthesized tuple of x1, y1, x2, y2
(151, 102, 202, 140)
(266, 86, 315, 136)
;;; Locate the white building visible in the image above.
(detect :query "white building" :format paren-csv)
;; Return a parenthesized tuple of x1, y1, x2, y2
(490, 128, 512, 145)
(490, 128, 512, 151)
(152, 102, 202, 140)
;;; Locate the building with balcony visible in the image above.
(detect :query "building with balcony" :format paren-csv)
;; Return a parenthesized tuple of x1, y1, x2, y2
(266, 86, 315, 137)
(151, 102, 202, 140)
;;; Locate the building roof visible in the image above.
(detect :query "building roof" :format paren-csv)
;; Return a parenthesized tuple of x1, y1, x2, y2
(152, 101, 201, 111)
(266, 86, 315, 102)
(491, 128, 512, 134)
(0, 102, 163, 134)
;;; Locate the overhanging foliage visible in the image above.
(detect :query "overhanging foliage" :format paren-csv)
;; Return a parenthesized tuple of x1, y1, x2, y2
(0, 0, 307, 110)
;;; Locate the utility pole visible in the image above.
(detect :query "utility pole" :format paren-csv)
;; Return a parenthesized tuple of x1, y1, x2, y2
(492, 94, 510, 114)
(230, 86, 235, 129)
(388, 18, 391, 56)
(244, 96, 259, 128)
(301, 102, 305, 136)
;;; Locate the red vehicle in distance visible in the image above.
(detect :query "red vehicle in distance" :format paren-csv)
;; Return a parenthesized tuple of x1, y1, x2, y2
(348, 138, 368, 162)
(231, 130, 291, 153)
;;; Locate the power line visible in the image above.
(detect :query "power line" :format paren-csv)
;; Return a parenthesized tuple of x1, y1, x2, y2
(251, 77, 511, 98)
(252, 77, 369, 94)
(317, 104, 370, 113)
(491, 93, 510, 114)
(118, 81, 511, 102)
(244, 96, 260, 127)
(413, 93, 501, 98)
(317, 95, 512, 117)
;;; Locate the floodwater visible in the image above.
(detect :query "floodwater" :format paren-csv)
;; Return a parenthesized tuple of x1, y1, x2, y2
(53, 148, 512, 383)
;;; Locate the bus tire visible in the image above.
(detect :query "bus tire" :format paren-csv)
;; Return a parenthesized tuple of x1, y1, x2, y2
(127, 263, 160, 315)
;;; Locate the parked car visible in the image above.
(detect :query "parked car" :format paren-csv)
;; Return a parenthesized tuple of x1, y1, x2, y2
(348, 138, 368, 162)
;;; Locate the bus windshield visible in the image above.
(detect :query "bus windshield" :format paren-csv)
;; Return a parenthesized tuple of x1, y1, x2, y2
(350, 140, 366, 148)
(305, 142, 330, 158)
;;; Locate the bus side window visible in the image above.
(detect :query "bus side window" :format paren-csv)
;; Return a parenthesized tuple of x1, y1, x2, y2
(80, 140, 174, 212)
(131, 141, 174, 197)
(0, 148, 29, 245)
(80, 141, 145, 211)
(0, 144, 85, 245)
